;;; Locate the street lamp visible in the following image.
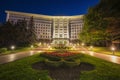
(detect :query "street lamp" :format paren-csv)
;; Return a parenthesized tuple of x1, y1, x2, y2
(11, 45, 15, 50)
(111, 46, 115, 55)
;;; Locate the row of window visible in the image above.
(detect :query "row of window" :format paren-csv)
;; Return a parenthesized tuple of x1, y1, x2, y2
(39, 36, 51, 39)
(35, 29, 51, 32)
(35, 24, 51, 26)
(34, 27, 51, 29)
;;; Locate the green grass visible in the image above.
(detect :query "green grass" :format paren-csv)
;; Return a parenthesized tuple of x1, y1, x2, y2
(0, 53, 120, 80)
(0, 47, 31, 55)
(0, 54, 51, 80)
(91, 47, 120, 56)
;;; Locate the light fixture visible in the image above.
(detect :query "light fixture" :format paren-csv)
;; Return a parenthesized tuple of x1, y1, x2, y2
(111, 46, 115, 55)
(11, 45, 15, 50)
(31, 45, 34, 48)
(81, 43, 85, 46)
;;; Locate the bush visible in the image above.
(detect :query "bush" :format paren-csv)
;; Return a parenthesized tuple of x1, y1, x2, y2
(40, 53, 61, 61)
(44, 59, 62, 67)
(40, 52, 82, 67)
(44, 58, 81, 68)
(64, 59, 80, 67)
(65, 54, 83, 61)
(0, 48, 7, 53)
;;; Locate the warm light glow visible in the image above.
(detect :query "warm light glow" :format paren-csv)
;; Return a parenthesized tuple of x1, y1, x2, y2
(89, 51, 94, 56)
(72, 46, 76, 50)
(77, 43, 79, 46)
(111, 46, 115, 51)
(48, 45, 52, 50)
(37, 51, 42, 53)
(81, 43, 85, 46)
(38, 42, 41, 46)
(30, 50, 34, 55)
(90, 45, 93, 49)
(111, 56, 117, 63)
(9, 54, 15, 61)
(11, 45, 15, 50)
(31, 45, 34, 48)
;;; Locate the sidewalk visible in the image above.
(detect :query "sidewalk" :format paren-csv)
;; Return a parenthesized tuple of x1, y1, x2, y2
(0, 47, 120, 65)
(79, 47, 120, 64)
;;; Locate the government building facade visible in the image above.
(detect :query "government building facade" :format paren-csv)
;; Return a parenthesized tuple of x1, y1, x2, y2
(5, 10, 84, 46)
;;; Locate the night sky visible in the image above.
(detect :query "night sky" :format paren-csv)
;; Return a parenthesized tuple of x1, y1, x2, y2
(0, 0, 100, 23)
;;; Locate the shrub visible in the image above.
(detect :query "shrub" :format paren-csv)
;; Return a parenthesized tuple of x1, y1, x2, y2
(44, 59, 62, 67)
(0, 48, 7, 53)
(40, 53, 61, 61)
(64, 59, 80, 68)
(64, 54, 83, 61)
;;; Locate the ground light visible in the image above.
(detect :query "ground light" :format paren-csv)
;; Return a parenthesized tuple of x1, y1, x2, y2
(31, 45, 34, 49)
(90, 45, 93, 51)
(11, 45, 15, 50)
(81, 43, 85, 46)
(38, 42, 41, 46)
(48, 45, 52, 50)
(111, 46, 115, 55)
(72, 46, 76, 50)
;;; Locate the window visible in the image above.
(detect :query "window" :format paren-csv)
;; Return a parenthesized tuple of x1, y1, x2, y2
(59, 34, 62, 38)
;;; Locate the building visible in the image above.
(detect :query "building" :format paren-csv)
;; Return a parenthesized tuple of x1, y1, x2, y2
(5, 10, 84, 45)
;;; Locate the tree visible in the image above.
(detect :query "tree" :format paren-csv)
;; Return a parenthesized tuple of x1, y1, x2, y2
(79, 0, 120, 46)
(0, 17, 37, 48)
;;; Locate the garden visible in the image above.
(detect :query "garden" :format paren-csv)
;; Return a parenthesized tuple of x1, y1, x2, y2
(0, 50, 120, 80)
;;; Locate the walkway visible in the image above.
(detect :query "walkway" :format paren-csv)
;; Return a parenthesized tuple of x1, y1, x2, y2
(0, 47, 120, 65)
(78, 47, 120, 64)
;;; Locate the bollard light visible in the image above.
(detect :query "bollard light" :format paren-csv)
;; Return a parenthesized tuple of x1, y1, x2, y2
(111, 46, 115, 55)
(38, 42, 41, 46)
(31, 45, 34, 49)
(90, 45, 93, 51)
(81, 43, 85, 46)
(90, 45, 93, 49)
(11, 45, 15, 50)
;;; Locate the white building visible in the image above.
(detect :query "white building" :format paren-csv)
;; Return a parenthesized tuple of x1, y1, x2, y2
(5, 10, 84, 45)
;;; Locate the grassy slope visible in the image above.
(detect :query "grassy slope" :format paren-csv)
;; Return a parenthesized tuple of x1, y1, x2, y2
(0, 54, 51, 80)
(0, 53, 120, 80)
(0, 47, 31, 55)
(92, 47, 120, 56)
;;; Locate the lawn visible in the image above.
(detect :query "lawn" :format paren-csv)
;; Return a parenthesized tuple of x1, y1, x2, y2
(0, 47, 31, 55)
(0, 53, 120, 80)
(91, 47, 120, 56)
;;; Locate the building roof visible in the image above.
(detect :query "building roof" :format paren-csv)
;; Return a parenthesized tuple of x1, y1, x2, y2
(5, 10, 84, 19)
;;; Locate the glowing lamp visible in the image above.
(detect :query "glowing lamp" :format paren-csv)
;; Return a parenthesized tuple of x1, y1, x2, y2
(31, 45, 34, 48)
(111, 47, 115, 51)
(11, 45, 15, 50)
(81, 43, 85, 46)
(111, 46, 116, 55)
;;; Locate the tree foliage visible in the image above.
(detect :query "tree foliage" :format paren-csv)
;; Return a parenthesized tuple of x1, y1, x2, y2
(0, 17, 37, 47)
(79, 0, 120, 46)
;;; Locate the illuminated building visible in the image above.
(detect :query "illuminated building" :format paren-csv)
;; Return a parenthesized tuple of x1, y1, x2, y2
(6, 10, 84, 45)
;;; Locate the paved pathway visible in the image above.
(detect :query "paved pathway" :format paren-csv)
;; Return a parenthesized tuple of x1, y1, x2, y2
(78, 47, 120, 64)
(0, 47, 120, 65)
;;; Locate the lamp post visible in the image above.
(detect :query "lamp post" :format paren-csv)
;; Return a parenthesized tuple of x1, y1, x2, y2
(111, 46, 115, 55)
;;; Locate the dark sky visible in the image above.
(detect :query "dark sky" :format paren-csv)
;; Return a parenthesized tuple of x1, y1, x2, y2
(0, 0, 100, 23)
